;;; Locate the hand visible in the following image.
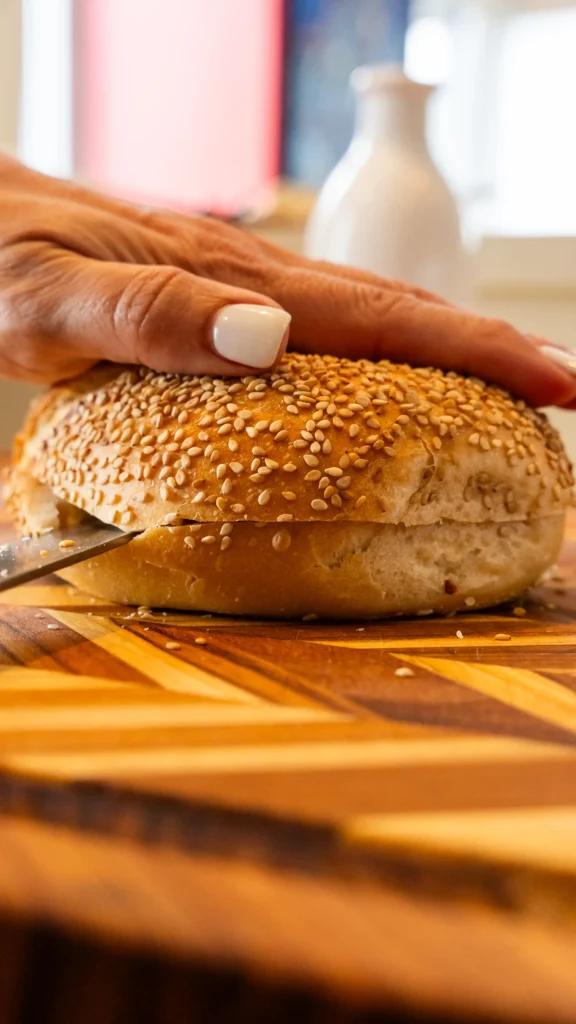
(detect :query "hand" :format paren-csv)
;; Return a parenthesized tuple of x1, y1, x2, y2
(0, 155, 575, 409)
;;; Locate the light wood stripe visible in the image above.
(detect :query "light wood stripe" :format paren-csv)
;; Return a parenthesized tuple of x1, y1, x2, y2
(46, 611, 262, 705)
(0, 667, 145, 693)
(3, 736, 573, 781)
(346, 806, 576, 873)
(0, 585, 112, 608)
(0, 702, 341, 735)
(115, 612, 273, 628)
(112, 612, 540, 629)
(399, 655, 576, 734)
(311, 634, 576, 650)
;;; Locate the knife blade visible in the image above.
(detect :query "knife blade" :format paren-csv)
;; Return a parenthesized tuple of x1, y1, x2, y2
(0, 523, 137, 592)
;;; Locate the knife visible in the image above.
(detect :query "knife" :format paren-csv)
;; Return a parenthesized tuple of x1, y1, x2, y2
(0, 523, 137, 592)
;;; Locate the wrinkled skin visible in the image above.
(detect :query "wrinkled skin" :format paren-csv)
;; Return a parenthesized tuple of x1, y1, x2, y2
(0, 154, 574, 409)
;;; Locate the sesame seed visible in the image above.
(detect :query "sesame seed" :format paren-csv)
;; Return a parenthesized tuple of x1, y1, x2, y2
(58, 539, 75, 549)
(195, 637, 207, 645)
(283, 463, 297, 473)
(165, 641, 180, 650)
(456, 630, 464, 639)
(258, 489, 271, 506)
(272, 529, 292, 552)
(494, 633, 512, 641)
(304, 454, 319, 467)
(184, 536, 195, 548)
(201, 535, 216, 545)
(311, 499, 328, 511)
(394, 667, 415, 677)
(282, 491, 297, 501)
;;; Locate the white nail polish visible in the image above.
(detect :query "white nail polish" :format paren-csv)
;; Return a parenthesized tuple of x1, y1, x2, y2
(212, 304, 291, 369)
(540, 345, 576, 375)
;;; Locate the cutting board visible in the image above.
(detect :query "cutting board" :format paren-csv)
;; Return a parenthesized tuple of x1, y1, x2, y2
(2, 497, 576, 1022)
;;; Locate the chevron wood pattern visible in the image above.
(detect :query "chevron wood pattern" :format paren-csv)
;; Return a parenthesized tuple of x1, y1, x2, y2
(2, 497, 576, 1021)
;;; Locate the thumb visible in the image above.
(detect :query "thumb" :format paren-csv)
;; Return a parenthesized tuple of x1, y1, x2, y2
(60, 260, 291, 375)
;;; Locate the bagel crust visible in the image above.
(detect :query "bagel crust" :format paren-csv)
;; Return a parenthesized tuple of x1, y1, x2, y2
(7, 352, 573, 618)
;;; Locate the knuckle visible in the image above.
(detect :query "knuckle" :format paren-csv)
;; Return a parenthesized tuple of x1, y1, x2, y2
(114, 266, 186, 361)
(0, 283, 37, 337)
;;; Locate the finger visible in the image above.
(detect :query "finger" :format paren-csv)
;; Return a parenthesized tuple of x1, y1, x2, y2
(247, 229, 454, 306)
(172, 214, 455, 308)
(263, 265, 576, 407)
(8, 253, 291, 380)
(528, 338, 576, 408)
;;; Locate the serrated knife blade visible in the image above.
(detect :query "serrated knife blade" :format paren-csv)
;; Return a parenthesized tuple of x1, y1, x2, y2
(0, 523, 137, 592)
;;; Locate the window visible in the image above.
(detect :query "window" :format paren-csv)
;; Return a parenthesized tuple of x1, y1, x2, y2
(406, 1, 576, 239)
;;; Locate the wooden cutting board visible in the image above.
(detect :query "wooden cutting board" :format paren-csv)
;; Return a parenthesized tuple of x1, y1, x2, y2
(2, 496, 576, 1022)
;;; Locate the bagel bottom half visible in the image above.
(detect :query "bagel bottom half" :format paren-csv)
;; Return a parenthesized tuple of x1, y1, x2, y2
(58, 516, 564, 619)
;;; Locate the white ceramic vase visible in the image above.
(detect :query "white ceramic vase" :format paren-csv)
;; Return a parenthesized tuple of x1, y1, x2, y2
(304, 66, 466, 302)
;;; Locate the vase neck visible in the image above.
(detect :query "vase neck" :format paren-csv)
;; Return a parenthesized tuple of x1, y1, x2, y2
(351, 67, 433, 155)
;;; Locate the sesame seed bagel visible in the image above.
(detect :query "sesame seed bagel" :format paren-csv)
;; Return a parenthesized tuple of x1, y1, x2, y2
(7, 353, 573, 618)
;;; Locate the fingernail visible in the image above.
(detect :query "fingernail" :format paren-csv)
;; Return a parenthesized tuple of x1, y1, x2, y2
(212, 304, 291, 369)
(540, 345, 576, 376)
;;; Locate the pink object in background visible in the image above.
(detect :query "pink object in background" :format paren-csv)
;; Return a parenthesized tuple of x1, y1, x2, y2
(75, 0, 283, 215)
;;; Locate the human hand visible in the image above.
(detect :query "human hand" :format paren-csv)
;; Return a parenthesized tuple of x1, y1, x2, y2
(0, 155, 574, 408)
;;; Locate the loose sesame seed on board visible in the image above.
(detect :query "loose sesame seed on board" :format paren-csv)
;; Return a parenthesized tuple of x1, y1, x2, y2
(20, 352, 573, 535)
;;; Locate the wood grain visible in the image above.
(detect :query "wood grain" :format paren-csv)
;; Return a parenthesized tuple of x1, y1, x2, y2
(2, 498, 576, 1020)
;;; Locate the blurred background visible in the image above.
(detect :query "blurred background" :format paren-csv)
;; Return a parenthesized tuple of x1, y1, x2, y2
(1, 0, 575, 454)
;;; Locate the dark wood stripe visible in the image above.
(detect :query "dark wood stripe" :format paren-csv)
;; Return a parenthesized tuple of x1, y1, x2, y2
(122, 758, 576, 821)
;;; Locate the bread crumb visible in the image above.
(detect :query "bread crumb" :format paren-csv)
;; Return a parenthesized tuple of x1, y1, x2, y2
(0, 569, 8, 578)
(456, 630, 464, 639)
(464, 597, 476, 607)
(512, 607, 526, 617)
(495, 633, 511, 641)
(394, 667, 414, 677)
(165, 641, 180, 651)
(58, 539, 75, 549)
(195, 637, 207, 645)
(40, 550, 48, 557)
